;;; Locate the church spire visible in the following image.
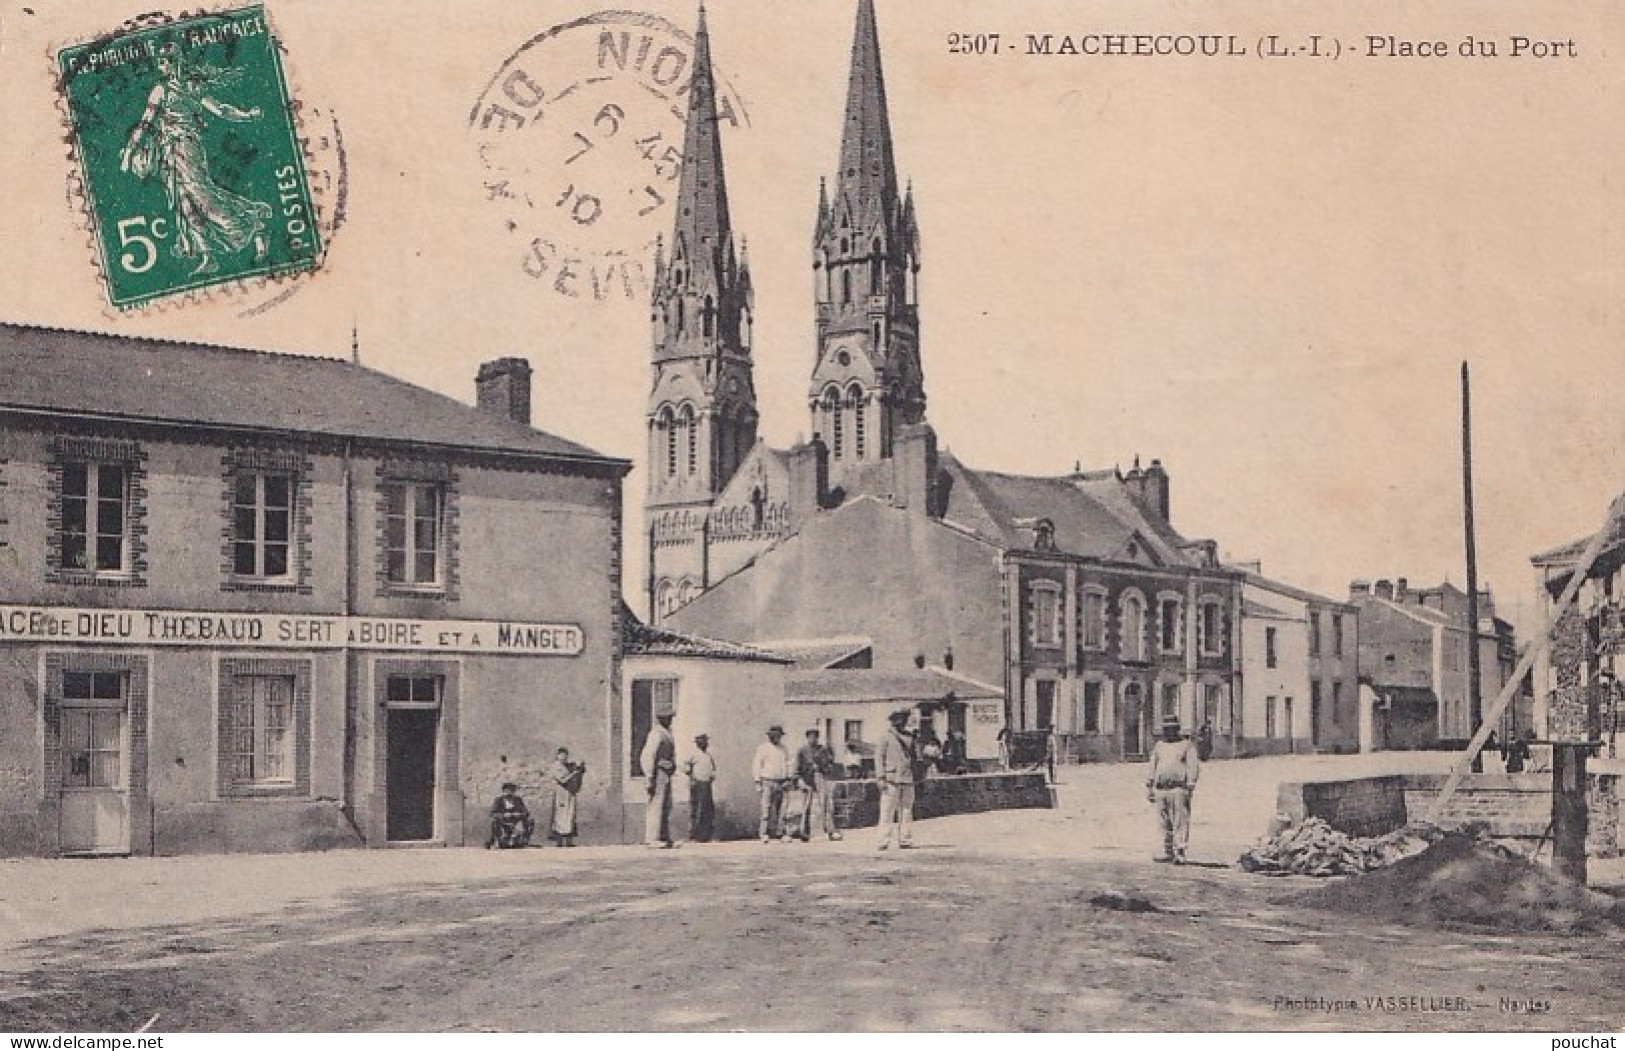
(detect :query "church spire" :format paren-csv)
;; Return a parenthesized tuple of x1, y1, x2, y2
(645, 3, 758, 609)
(836, 0, 900, 230)
(809, 0, 923, 481)
(670, 3, 731, 285)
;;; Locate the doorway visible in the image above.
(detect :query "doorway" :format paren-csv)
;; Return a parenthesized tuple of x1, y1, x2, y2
(1034, 680, 1056, 731)
(1123, 683, 1145, 757)
(386, 706, 439, 842)
(58, 675, 129, 855)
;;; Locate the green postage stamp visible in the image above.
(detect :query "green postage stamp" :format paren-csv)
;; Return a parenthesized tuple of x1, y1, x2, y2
(57, 7, 322, 309)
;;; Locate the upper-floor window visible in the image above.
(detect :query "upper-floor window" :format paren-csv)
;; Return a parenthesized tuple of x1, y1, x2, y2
(1199, 598, 1224, 656)
(1308, 613, 1321, 657)
(1120, 591, 1147, 662)
(384, 482, 442, 587)
(232, 472, 292, 579)
(1081, 589, 1107, 650)
(1265, 626, 1278, 669)
(1158, 595, 1183, 654)
(61, 463, 128, 574)
(1332, 614, 1345, 657)
(1030, 581, 1063, 648)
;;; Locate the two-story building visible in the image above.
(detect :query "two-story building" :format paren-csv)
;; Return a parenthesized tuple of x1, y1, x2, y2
(1349, 577, 1514, 750)
(1530, 499, 1625, 746)
(0, 323, 629, 857)
(1233, 572, 1359, 755)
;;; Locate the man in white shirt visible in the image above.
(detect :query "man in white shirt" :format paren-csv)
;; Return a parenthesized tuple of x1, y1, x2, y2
(640, 710, 677, 848)
(875, 707, 920, 851)
(751, 724, 793, 842)
(683, 732, 718, 843)
(1145, 718, 1201, 864)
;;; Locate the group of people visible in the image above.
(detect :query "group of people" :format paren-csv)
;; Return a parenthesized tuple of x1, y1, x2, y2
(636, 705, 929, 850)
(488, 712, 1204, 861)
(484, 748, 586, 850)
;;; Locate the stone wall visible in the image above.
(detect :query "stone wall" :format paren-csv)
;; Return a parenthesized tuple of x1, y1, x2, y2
(832, 772, 1053, 830)
(1274, 772, 1621, 858)
(1275, 775, 1409, 839)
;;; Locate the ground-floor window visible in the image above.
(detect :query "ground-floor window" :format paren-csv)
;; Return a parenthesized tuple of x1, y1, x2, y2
(1159, 683, 1180, 725)
(1266, 695, 1278, 738)
(219, 658, 312, 797)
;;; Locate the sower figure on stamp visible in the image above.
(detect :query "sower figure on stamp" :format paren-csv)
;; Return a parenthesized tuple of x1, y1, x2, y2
(120, 49, 272, 276)
(752, 724, 794, 843)
(640, 709, 677, 848)
(683, 733, 717, 843)
(1146, 718, 1201, 864)
(876, 708, 920, 851)
(794, 727, 843, 842)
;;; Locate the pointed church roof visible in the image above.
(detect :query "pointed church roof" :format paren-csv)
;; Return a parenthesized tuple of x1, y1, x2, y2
(834, 0, 900, 231)
(670, 4, 732, 286)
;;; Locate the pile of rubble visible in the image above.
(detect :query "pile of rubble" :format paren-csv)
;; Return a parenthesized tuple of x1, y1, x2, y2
(1237, 817, 1427, 877)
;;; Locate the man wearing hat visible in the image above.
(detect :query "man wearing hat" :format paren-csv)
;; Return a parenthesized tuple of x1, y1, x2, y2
(640, 708, 678, 848)
(794, 727, 843, 842)
(683, 732, 718, 843)
(1145, 717, 1201, 864)
(751, 724, 794, 842)
(875, 707, 920, 850)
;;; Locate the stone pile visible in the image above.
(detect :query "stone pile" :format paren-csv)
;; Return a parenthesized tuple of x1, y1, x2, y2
(1238, 817, 1424, 877)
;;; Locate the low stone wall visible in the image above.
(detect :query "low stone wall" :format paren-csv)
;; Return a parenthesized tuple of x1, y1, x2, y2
(1403, 773, 1619, 859)
(832, 772, 1054, 830)
(1275, 771, 1622, 858)
(1275, 774, 1409, 839)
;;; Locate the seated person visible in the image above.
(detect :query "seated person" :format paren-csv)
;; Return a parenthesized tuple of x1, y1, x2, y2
(486, 781, 535, 848)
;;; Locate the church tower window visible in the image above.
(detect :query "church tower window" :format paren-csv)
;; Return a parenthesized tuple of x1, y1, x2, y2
(841, 268, 851, 306)
(827, 388, 844, 458)
(662, 408, 678, 478)
(849, 385, 866, 459)
(681, 406, 698, 475)
(870, 238, 883, 293)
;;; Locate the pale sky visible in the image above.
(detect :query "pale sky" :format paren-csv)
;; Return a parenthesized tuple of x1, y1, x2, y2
(2, 0, 1620, 634)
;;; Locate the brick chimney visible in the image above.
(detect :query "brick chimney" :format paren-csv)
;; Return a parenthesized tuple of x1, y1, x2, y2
(476, 357, 532, 425)
(1374, 579, 1394, 601)
(1349, 579, 1372, 599)
(1395, 577, 1409, 603)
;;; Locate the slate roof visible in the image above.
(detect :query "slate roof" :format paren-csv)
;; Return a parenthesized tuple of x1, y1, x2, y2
(1240, 572, 1357, 611)
(620, 609, 794, 664)
(754, 636, 873, 670)
(0, 322, 623, 466)
(938, 452, 1195, 565)
(785, 666, 1002, 704)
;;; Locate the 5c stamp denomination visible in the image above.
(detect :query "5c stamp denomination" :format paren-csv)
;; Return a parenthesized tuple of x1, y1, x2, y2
(57, 6, 322, 309)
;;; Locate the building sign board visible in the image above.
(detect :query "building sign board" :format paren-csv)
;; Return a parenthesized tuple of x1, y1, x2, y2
(0, 605, 584, 657)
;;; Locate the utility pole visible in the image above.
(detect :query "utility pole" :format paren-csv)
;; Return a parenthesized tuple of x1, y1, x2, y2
(1462, 362, 1484, 772)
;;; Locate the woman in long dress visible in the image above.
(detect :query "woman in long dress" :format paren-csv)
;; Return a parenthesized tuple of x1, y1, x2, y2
(119, 50, 273, 276)
(549, 747, 585, 847)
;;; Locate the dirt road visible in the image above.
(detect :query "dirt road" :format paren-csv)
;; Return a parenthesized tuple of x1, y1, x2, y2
(0, 755, 1620, 1032)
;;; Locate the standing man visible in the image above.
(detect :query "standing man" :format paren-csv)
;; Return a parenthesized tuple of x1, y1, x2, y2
(1145, 718, 1200, 864)
(640, 709, 677, 848)
(752, 724, 794, 843)
(683, 732, 718, 843)
(875, 707, 919, 851)
(794, 727, 843, 842)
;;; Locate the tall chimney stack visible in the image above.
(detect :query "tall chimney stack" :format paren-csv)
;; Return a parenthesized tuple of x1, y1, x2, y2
(476, 358, 533, 426)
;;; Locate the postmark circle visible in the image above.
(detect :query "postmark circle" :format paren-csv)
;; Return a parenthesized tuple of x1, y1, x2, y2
(468, 10, 751, 304)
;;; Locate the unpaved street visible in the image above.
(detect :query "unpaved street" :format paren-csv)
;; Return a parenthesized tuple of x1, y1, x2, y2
(1, 756, 1621, 1032)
